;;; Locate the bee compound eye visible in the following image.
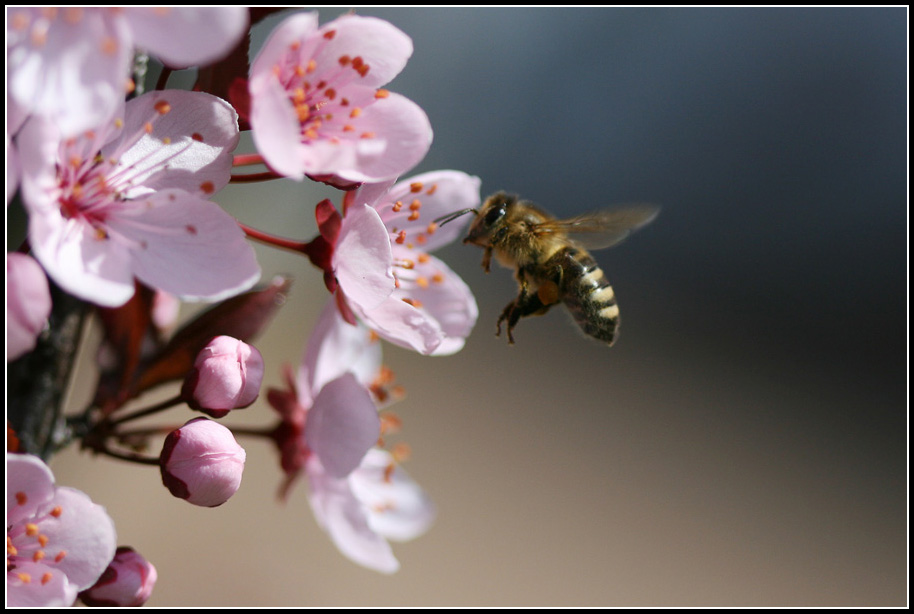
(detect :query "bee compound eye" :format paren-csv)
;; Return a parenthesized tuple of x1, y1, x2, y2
(485, 203, 506, 227)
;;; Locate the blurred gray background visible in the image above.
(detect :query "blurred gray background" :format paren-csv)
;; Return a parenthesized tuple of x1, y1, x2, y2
(44, 7, 905, 606)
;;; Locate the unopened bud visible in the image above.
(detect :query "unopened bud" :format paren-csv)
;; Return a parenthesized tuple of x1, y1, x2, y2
(79, 546, 157, 607)
(7, 253, 52, 361)
(160, 418, 246, 507)
(182, 335, 264, 418)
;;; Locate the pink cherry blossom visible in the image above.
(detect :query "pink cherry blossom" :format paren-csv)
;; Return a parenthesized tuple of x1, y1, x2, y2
(18, 89, 260, 308)
(78, 546, 157, 607)
(350, 170, 481, 355)
(6, 253, 52, 361)
(6, 7, 248, 138)
(298, 197, 396, 327)
(249, 12, 432, 183)
(307, 448, 435, 574)
(6, 453, 117, 607)
(303, 171, 480, 354)
(267, 300, 434, 573)
(268, 300, 381, 497)
(159, 418, 246, 507)
(182, 336, 265, 418)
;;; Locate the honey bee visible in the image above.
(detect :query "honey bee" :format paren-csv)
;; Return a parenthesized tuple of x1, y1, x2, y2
(437, 192, 658, 345)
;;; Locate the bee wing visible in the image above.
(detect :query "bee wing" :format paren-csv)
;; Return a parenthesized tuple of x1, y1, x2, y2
(536, 205, 660, 250)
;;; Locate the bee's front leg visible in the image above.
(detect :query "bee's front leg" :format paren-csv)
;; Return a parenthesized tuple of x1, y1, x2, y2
(481, 246, 493, 273)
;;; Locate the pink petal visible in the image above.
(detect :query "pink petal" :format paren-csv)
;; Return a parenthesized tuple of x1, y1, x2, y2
(28, 203, 136, 307)
(123, 7, 248, 68)
(353, 295, 444, 355)
(352, 178, 397, 212)
(16, 114, 61, 216)
(112, 189, 261, 303)
(6, 8, 131, 137)
(7, 138, 20, 203)
(305, 373, 380, 479)
(249, 73, 316, 181)
(311, 14, 413, 89)
(376, 170, 482, 252)
(6, 453, 56, 526)
(298, 299, 381, 408)
(393, 251, 478, 356)
(333, 92, 433, 184)
(354, 249, 478, 355)
(249, 12, 320, 82)
(6, 559, 78, 607)
(351, 449, 436, 542)
(306, 458, 400, 574)
(334, 203, 395, 311)
(103, 90, 240, 198)
(37, 486, 118, 590)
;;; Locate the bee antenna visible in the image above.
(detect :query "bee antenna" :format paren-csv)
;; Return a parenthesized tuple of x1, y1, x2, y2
(433, 208, 478, 227)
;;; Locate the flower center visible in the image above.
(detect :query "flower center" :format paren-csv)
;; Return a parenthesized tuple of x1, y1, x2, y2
(56, 154, 116, 233)
(51, 101, 202, 245)
(273, 33, 389, 145)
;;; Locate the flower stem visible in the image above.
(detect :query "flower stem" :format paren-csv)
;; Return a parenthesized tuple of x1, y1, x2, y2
(232, 153, 267, 167)
(239, 223, 311, 254)
(108, 394, 184, 426)
(7, 278, 89, 459)
(98, 446, 162, 466)
(230, 170, 284, 183)
(155, 65, 172, 92)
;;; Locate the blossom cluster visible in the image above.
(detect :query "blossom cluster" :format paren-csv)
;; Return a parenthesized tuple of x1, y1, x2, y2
(7, 7, 481, 606)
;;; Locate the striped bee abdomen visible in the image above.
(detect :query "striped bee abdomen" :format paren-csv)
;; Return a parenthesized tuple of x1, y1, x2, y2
(557, 247, 620, 345)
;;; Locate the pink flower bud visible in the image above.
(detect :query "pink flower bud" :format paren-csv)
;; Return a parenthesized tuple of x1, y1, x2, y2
(160, 418, 246, 507)
(7, 253, 52, 361)
(79, 546, 157, 607)
(182, 335, 264, 418)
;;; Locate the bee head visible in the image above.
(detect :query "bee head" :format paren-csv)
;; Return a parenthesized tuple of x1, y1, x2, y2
(462, 192, 517, 246)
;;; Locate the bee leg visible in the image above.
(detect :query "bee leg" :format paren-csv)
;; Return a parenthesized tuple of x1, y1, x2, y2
(481, 246, 492, 273)
(496, 287, 551, 344)
(497, 270, 530, 342)
(496, 300, 517, 342)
